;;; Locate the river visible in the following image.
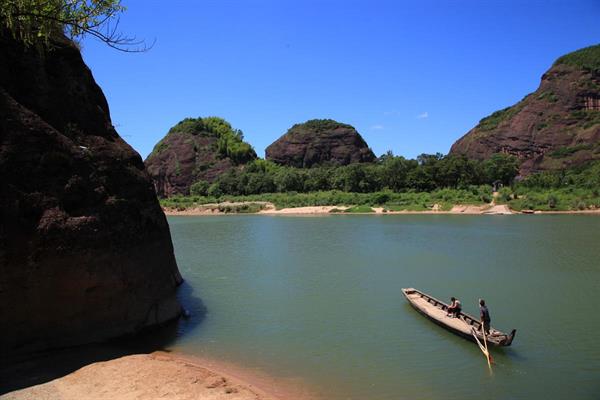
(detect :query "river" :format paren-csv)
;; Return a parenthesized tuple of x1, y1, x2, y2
(167, 215, 600, 400)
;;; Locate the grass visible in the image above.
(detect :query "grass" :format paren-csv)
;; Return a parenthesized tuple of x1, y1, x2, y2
(477, 104, 523, 131)
(161, 187, 600, 213)
(554, 44, 600, 73)
(160, 187, 491, 212)
(344, 205, 374, 213)
(549, 144, 593, 158)
(494, 187, 600, 211)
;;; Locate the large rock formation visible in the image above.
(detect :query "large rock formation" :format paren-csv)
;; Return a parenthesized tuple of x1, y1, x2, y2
(0, 33, 183, 355)
(450, 44, 600, 175)
(145, 117, 256, 197)
(265, 119, 376, 168)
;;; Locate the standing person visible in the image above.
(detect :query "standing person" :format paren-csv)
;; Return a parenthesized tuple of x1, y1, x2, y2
(446, 297, 461, 318)
(479, 299, 491, 334)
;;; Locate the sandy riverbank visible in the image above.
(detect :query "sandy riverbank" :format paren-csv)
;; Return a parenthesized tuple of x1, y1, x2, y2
(163, 202, 514, 215)
(163, 202, 600, 216)
(2, 351, 314, 400)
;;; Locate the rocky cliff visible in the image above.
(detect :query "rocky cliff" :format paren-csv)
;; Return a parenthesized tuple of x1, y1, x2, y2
(0, 33, 183, 354)
(145, 117, 256, 197)
(450, 44, 600, 175)
(265, 119, 376, 168)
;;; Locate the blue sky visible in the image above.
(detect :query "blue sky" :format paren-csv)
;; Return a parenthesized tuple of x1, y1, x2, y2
(81, 0, 600, 160)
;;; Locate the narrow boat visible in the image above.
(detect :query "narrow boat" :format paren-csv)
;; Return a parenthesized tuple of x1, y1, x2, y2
(402, 288, 516, 347)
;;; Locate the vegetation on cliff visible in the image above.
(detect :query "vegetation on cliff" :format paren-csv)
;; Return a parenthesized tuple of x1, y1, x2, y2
(554, 44, 600, 73)
(450, 43, 600, 175)
(156, 116, 256, 164)
(145, 117, 257, 197)
(0, 0, 148, 51)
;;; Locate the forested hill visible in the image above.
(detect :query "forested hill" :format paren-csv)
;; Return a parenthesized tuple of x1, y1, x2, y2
(450, 44, 600, 175)
(144, 117, 257, 197)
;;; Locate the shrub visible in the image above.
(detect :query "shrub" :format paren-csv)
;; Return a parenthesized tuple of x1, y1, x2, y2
(190, 180, 210, 196)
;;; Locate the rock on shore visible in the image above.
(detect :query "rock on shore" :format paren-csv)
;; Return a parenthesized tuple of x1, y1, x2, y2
(0, 33, 182, 354)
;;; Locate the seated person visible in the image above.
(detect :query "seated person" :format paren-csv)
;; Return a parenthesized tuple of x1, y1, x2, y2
(446, 297, 461, 318)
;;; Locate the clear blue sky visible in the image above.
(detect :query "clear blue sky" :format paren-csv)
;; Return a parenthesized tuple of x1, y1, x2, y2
(81, 0, 600, 160)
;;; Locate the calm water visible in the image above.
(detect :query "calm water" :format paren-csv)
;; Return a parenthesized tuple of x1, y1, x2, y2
(167, 215, 600, 400)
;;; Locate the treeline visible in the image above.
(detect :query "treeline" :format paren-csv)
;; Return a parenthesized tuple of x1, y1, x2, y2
(190, 152, 519, 197)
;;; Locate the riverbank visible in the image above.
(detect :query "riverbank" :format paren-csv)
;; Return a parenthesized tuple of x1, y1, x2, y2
(163, 203, 517, 215)
(163, 203, 600, 216)
(2, 351, 314, 400)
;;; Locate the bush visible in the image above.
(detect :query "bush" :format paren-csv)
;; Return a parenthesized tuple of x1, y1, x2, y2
(190, 180, 210, 196)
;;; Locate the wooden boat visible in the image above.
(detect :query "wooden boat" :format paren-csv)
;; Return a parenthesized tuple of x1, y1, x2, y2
(402, 288, 516, 347)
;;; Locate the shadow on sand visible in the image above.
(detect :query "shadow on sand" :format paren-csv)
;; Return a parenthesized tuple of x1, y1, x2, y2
(0, 281, 206, 395)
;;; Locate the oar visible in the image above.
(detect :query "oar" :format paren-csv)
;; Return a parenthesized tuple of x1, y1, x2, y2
(481, 323, 492, 368)
(471, 326, 493, 368)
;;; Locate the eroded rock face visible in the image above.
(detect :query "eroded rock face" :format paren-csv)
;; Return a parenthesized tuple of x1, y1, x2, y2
(0, 33, 183, 354)
(265, 119, 376, 168)
(450, 44, 600, 175)
(144, 117, 257, 197)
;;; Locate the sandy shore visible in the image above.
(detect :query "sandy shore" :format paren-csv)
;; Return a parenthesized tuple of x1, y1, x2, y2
(163, 202, 600, 216)
(163, 202, 514, 216)
(2, 351, 314, 400)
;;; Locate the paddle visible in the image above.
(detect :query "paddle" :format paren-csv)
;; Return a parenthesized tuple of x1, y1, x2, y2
(471, 325, 493, 368)
(481, 323, 493, 368)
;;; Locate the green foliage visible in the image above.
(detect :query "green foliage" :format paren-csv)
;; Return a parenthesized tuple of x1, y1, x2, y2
(159, 188, 491, 211)
(477, 106, 521, 131)
(167, 117, 256, 164)
(501, 160, 600, 211)
(0, 0, 146, 51)
(177, 152, 519, 199)
(162, 157, 600, 213)
(190, 180, 210, 196)
(569, 110, 600, 130)
(537, 91, 558, 103)
(550, 144, 592, 158)
(149, 140, 169, 157)
(344, 205, 374, 213)
(291, 119, 353, 133)
(554, 44, 600, 74)
(218, 203, 265, 213)
(482, 153, 519, 184)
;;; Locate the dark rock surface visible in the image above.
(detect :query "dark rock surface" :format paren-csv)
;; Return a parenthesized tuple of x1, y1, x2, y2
(0, 33, 183, 355)
(144, 117, 256, 197)
(450, 44, 600, 175)
(265, 119, 376, 168)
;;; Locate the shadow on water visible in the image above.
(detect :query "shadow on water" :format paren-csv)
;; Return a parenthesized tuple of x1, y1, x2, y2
(0, 281, 206, 395)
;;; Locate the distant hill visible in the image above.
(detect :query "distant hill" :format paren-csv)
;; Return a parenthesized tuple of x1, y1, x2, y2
(145, 117, 256, 197)
(450, 44, 600, 175)
(265, 119, 376, 168)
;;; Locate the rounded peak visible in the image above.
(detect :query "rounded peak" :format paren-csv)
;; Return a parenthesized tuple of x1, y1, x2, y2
(553, 44, 600, 73)
(289, 119, 356, 133)
(168, 116, 235, 136)
(265, 119, 374, 168)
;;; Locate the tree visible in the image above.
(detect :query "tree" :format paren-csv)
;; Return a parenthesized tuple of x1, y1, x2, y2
(483, 153, 519, 185)
(0, 0, 150, 51)
(190, 180, 209, 196)
(380, 156, 414, 191)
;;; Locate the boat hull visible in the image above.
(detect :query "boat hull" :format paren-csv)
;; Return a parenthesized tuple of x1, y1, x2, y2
(402, 288, 516, 347)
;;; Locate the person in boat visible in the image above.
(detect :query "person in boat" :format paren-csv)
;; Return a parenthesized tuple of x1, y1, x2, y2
(446, 297, 461, 318)
(479, 299, 491, 334)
